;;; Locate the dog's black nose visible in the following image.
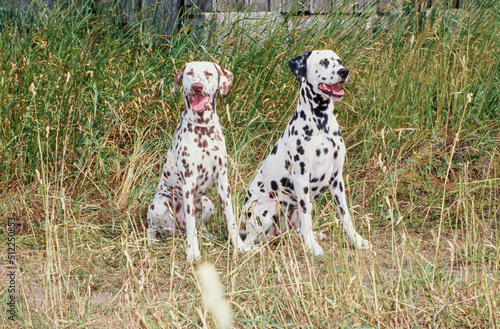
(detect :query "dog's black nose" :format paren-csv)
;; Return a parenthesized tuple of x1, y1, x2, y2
(338, 68, 349, 80)
(192, 82, 203, 94)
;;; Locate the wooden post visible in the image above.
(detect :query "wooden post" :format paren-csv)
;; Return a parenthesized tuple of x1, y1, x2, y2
(142, 0, 182, 36)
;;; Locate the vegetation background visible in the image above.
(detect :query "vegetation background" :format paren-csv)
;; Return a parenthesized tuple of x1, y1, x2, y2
(0, 0, 499, 327)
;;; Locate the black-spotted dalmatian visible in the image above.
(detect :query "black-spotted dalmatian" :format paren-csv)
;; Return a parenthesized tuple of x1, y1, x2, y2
(240, 50, 371, 256)
(147, 61, 250, 261)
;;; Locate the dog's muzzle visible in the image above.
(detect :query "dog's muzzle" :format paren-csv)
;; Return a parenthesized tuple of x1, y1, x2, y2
(190, 94, 210, 111)
(189, 83, 210, 112)
(318, 82, 345, 98)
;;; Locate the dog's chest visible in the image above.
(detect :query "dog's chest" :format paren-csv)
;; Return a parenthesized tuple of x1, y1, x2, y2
(162, 121, 226, 192)
(299, 131, 341, 178)
(175, 123, 223, 153)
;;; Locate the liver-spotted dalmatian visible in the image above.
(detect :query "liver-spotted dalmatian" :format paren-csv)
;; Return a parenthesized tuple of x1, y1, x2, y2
(147, 62, 251, 262)
(240, 50, 371, 256)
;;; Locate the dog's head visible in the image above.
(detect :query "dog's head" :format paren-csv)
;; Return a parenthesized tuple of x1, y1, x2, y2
(289, 50, 348, 101)
(172, 62, 233, 112)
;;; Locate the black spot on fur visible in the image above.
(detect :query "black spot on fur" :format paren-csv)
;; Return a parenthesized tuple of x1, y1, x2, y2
(339, 182, 343, 192)
(316, 149, 321, 156)
(271, 180, 278, 191)
(271, 144, 278, 155)
(289, 51, 311, 82)
(299, 110, 307, 120)
(303, 186, 309, 194)
(299, 162, 306, 175)
(299, 199, 306, 211)
(280, 177, 294, 190)
(303, 125, 312, 137)
(311, 91, 330, 119)
(305, 86, 313, 100)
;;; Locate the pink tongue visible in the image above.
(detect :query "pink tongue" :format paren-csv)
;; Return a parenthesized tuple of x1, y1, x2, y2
(191, 95, 209, 111)
(329, 84, 344, 96)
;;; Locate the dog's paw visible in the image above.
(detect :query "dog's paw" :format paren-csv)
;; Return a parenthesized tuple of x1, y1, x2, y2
(309, 242, 324, 257)
(314, 231, 326, 241)
(236, 243, 259, 253)
(356, 237, 371, 250)
(187, 249, 201, 262)
(147, 229, 159, 245)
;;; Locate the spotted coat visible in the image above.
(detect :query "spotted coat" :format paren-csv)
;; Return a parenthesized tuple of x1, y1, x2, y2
(147, 61, 251, 262)
(241, 50, 371, 256)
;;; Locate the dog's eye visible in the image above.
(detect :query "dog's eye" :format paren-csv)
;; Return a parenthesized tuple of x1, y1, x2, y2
(205, 72, 213, 78)
(337, 59, 343, 65)
(187, 71, 194, 76)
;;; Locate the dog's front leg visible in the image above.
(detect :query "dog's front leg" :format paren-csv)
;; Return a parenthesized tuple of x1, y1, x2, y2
(183, 183, 201, 261)
(329, 169, 371, 249)
(216, 171, 252, 252)
(293, 174, 324, 256)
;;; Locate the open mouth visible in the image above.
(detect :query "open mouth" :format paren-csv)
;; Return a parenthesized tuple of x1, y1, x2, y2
(318, 82, 345, 99)
(189, 94, 210, 112)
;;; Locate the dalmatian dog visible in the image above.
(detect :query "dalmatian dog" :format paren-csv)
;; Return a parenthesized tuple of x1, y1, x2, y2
(147, 61, 250, 262)
(240, 50, 371, 256)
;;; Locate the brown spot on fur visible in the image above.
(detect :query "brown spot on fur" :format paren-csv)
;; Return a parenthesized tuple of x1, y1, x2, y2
(214, 64, 233, 95)
(173, 66, 186, 92)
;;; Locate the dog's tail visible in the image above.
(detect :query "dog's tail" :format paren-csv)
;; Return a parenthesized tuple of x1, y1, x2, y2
(197, 263, 233, 329)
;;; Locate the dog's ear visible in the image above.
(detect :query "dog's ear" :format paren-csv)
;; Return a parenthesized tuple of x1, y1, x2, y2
(214, 63, 233, 96)
(289, 51, 311, 83)
(172, 65, 186, 93)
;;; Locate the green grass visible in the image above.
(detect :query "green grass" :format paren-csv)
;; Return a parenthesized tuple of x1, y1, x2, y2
(1, 1, 499, 328)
